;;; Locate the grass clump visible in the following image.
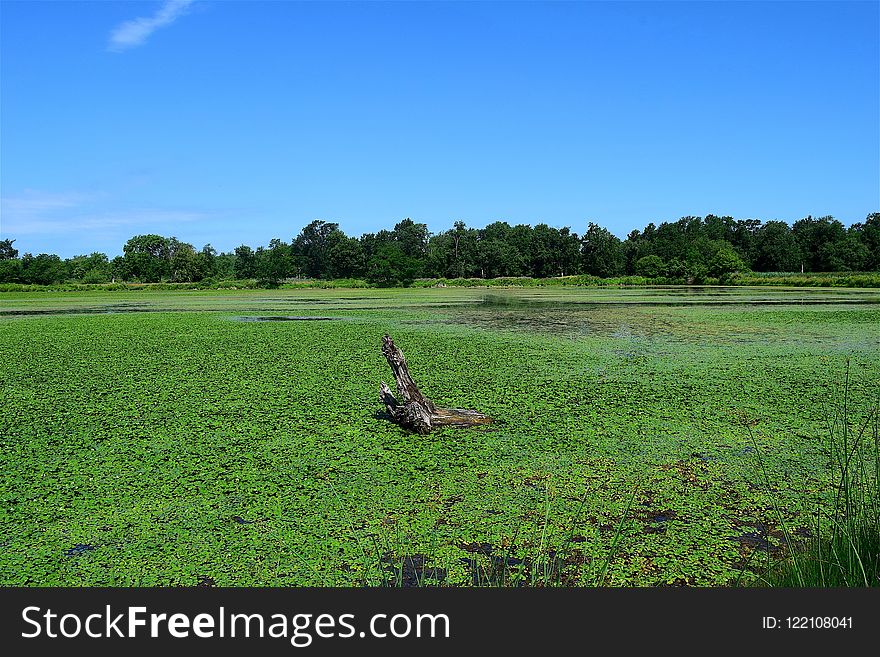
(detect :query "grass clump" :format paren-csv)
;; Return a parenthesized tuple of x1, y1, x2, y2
(754, 364, 879, 587)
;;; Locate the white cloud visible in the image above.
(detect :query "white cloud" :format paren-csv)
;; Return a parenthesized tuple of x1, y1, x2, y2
(108, 0, 194, 52)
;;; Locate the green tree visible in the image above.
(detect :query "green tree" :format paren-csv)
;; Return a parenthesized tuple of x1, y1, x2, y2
(326, 232, 364, 279)
(750, 221, 800, 271)
(474, 221, 528, 278)
(0, 258, 23, 282)
(68, 252, 111, 283)
(294, 220, 341, 278)
(853, 213, 880, 271)
(21, 253, 69, 285)
(556, 227, 582, 276)
(581, 222, 624, 277)
(391, 218, 429, 260)
(635, 254, 666, 278)
(820, 231, 869, 272)
(622, 229, 651, 275)
(707, 243, 747, 279)
(529, 224, 565, 277)
(703, 214, 737, 242)
(449, 221, 479, 278)
(110, 256, 127, 282)
(256, 239, 293, 285)
(169, 240, 201, 282)
(507, 224, 535, 277)
(792, 216, 847, 271)
(195, 244, 218, 280)
(366, 244, 421, 287)
(123, 234, 171, 282)
(233, 245, 257, 279)
(426, 221, 479, 278)
(213, 252, 236, 279)
(730, 218, 762, 259)
(424, 232, 452, 278)
(0, 239, 19, 260)
(665, 257, 689, 280)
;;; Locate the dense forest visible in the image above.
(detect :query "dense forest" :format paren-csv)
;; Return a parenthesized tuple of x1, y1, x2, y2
(1, 213, 878, 286)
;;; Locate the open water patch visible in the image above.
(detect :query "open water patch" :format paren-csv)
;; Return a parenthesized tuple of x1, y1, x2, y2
(64, 544, 97, 557)
(230, 316, 339, 322)
(480, 296, 880, 308)
(0, 304, 154, 317)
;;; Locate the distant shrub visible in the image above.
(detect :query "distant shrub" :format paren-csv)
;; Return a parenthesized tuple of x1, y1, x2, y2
(730, 272, 880, 288)
(1, 271, 877, 292)
(280, 278, 372, 289)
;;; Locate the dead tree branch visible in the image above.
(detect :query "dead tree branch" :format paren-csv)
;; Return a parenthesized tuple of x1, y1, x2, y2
(379, 335, 492, 434)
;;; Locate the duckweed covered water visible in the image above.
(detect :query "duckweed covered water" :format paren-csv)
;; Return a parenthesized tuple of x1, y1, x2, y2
(1, 287, 877, 586)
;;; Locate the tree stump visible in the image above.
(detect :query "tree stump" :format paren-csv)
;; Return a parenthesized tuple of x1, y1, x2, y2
(379, 335, 492, 434)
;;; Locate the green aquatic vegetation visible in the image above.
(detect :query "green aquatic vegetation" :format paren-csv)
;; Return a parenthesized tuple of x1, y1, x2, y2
(0, 287, 878, 586)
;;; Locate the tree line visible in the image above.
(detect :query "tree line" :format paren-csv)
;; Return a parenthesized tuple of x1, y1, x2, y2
(1, 213, 878, 286)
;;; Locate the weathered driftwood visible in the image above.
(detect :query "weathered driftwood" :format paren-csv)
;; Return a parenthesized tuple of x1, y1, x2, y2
(379, 335, 492, 434)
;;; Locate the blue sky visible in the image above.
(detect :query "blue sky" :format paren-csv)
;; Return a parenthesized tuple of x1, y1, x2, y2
(1, 1, 878, 258)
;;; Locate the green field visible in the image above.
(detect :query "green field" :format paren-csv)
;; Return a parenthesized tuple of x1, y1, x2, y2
(1, 287, 878, 586)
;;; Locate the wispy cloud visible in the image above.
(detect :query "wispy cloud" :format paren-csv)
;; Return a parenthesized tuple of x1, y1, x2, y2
(108, 0, 194, 52)
(1, 191, 88, 215)
(4, 211, 209, 236)
(1, 190, 208, 236)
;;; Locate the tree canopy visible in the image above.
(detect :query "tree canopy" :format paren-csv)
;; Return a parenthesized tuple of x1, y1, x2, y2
(1, 213, 877, 285)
